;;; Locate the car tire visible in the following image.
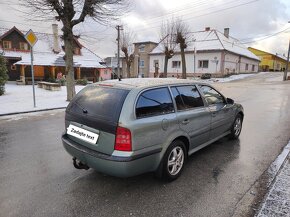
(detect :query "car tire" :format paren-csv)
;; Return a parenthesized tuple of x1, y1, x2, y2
(161, 140, 187, 181)
(229, 114, 243, 140)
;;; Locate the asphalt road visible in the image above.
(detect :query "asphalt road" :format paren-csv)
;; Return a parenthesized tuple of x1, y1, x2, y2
(1, 72, 290, 217)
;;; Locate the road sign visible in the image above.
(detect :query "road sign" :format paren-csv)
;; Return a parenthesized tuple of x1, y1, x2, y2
(25, 29, 38, 108)
(25, 29, 38, 47)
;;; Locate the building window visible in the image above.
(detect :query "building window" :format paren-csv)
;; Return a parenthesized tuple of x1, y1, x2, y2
(139, 45, 145, 52)
(139, 60, 145, 68)
(245, 64, 249, 70)
(252, 65, 255, 71)
(104, 70, 108, 75)
(19, 42, 28, 50)
(172, 61, 181, 68)
(154, 60, 159, 68)
(3, 41, 12, 49)
(198, 60, 209, 68)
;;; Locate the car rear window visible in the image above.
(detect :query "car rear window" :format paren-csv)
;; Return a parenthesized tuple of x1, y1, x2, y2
(67, 85, 129, 123)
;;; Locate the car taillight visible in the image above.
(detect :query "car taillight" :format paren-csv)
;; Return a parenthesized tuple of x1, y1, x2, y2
(114, 126, 132, 152)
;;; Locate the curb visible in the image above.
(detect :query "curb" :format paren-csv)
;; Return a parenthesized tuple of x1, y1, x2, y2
(0, 107, 66, 117)
(255, 142, 290, 216)
(232, 140, 290, 217)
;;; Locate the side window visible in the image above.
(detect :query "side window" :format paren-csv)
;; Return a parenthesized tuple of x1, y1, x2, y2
(200, 85, 225, 105)
(171, 85, 204, 110)
(171, 87, 185, 110)
(136, 88, 174, 118)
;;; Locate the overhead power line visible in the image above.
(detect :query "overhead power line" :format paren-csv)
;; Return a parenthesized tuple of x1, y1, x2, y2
(130, 0, 260, 33)
(239, 27, 290, 44)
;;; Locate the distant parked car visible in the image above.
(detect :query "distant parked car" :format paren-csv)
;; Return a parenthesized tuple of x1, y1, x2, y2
(62, 78, 244, 181)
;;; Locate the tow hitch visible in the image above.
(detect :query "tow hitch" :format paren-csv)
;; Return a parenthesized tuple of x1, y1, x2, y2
(73, 157, 89, 170)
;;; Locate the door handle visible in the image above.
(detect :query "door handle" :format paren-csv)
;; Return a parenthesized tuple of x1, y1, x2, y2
(212, 112, 217, 117)
(182, 119, 190, 125)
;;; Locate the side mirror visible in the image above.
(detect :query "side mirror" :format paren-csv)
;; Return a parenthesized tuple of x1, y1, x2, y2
(227, 98, 234, 104)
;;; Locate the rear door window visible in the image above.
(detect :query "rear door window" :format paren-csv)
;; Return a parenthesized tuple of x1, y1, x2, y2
(136, 87, 174, 118)
(171, 85, 204, 110)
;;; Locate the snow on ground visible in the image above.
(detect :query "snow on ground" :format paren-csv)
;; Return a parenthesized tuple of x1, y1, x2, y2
(193, 72, 267, 83)
(0, 83, 85, 116)
(0, 72, 268, 116)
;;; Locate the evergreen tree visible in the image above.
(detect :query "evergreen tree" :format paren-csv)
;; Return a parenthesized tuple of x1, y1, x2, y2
(0, 54, 9, 96)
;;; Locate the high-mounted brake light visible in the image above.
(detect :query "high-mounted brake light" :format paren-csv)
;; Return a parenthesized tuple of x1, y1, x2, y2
(114, 127, 132, 152)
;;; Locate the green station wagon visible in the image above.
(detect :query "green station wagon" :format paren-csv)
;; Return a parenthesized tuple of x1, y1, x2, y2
(62, 78, 244, 180)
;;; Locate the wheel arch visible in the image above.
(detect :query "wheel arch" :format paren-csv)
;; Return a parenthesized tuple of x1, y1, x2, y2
(237, 111, 244, 121)
(172, 136, 190, 155)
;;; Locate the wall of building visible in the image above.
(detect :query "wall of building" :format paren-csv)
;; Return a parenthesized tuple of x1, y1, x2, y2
(223, 52, 239, 74)
(5, 59, 20, 81)
(1, 30, 30, 51)
(149, 51, 259, 77)
(248, 47, 289, 72)
(99, 68, 112, 80)
(131, 42, 158, 77)
(149, 51, 222, 77)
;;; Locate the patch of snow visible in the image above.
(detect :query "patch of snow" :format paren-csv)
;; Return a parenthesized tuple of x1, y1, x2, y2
(0, 83, 85, 116)
(192, 72, 268, 83)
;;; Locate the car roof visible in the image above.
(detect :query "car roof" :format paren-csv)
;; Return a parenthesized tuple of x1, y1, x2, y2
(95, 78, 207, 90)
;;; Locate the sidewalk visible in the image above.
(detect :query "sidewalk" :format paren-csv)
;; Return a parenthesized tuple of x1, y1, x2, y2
(256, 150, 290, 216)
(0, 83, 85, 116)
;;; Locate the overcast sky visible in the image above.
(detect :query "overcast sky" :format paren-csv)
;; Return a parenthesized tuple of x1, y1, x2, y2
(0, 0, 290, 58)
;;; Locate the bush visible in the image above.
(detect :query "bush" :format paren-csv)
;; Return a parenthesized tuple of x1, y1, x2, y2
(201, 73, 212, 80)
(58, 77, 66, 86)
(0, 54, 9, 96)
(76, 79, 88, 86)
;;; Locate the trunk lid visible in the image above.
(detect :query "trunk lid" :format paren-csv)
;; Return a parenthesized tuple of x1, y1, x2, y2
(65, 85, 130, 155)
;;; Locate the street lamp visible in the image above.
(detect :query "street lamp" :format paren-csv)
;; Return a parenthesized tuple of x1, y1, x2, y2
(283, 21, 290, 81)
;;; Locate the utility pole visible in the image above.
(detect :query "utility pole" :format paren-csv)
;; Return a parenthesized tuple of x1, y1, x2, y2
(284, 39, 290, 81)
(283, 21, 290, 81)
(116, 25, 123, 79)
(193, 38, 196, 79)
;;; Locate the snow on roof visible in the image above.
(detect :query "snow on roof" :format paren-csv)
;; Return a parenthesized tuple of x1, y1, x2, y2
(151, 29, 260, 61)
(0, 27, 105, 68)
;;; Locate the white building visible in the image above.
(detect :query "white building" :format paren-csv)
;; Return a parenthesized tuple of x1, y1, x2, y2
(149, 28, 260, 78)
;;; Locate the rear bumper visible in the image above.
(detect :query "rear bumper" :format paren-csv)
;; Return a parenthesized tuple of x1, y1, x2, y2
(62, 134, 162, 177)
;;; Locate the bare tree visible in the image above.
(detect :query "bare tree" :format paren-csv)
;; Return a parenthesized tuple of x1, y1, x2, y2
(120, 29, 135, 78)
(21, 0, 129, 101)
(175, 19, 189, 79)
(160, 18, 176, 78)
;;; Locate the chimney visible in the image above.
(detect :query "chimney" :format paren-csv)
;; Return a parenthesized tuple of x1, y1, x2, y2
(205, 27, 211, 31)
(224, 28, 230, 38)
(52, 24, 60, 53)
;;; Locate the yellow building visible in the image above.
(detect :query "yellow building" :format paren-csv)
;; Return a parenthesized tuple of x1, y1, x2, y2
(248, 47, 290, 71)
